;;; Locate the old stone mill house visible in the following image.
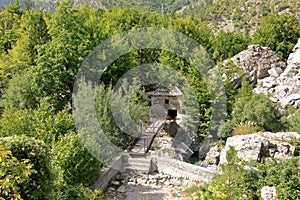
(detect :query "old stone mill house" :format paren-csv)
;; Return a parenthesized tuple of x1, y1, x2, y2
(91, 85, 216, 190)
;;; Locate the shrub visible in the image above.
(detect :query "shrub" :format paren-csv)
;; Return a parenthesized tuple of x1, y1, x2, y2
(50, 132, 102, 187)
(252, 14, 300, 60)
(288, 107, 300, 134)
(0, 149, 35, 200)
(258, 157, 300, 199)
(232, 121, 260, 136)
(0, 135, 50, 199)
(219, 79, 284, 139)
(0, 100, 75, 143)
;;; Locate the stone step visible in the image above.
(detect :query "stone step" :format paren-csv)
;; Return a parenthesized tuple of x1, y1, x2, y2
(127, 163, 150, 169)
(126, 166, 150, 174)
(128, 157, 151, 164)
(126, 157, 152, 174)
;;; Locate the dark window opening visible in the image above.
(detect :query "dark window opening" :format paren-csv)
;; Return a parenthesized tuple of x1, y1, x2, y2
(168, 109, 177, 119)
(165, 99, 169, 104)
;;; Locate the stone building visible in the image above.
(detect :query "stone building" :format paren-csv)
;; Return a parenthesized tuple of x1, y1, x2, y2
(149, 85, 182, 120)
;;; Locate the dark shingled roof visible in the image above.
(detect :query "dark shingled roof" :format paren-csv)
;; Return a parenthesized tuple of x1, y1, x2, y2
(151, 85, 182, 96)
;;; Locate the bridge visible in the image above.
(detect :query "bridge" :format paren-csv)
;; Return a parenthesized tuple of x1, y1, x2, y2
(130, 119, 165, 156)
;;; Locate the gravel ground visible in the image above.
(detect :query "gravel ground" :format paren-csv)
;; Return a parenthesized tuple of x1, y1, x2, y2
(107, 172, 193, 200)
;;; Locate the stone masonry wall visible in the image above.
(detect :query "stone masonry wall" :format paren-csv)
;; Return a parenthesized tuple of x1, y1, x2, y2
(154, 156, 218, 183)
(91, 153, 128, 190)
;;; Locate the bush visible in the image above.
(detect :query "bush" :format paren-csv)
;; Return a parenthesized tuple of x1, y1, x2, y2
(288, 107, 300, 133)
(186, 148, 300, 200)
(211, 31, 250, 62)
(258, 157, 300, 199)
(252, 14, 300, 60)
(219, 79, 284, 138)
(51, 132, 102, 187)
(0, 149, 35, 200)
(232, 121, 260, 136)
(0, 100, 75, 143)
(47, 183, 105, 200)
(0, 135, 50, 199)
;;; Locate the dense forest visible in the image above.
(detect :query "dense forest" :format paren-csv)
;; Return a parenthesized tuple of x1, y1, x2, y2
(0, 0, 300, 199)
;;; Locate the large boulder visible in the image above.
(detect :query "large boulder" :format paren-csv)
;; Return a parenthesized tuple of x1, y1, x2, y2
(254, 38, 300, 108)
(221, 39, 300, 108)
(219, 132, 300, 164)
(204, 145, 220, 165)
(221, 44, 286, 84)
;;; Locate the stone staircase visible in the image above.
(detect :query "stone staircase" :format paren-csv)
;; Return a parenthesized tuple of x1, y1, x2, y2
(126, 156, 154, 174)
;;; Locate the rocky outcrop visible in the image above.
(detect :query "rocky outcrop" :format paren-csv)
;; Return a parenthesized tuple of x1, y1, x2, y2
(254, 39, 300, 107)
(222, 39, 300, 108)
(222, 44, 286, 84)
(219, 132, 300, 164)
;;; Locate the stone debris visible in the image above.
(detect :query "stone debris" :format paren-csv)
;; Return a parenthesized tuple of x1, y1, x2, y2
(204, 145, 220, 165)
(222, 44, 286, 84)
(254, 39, 300, 108)
(219, 132, 300, 164)
(106, 171, 192, 200)
(222, 39, 300, 108)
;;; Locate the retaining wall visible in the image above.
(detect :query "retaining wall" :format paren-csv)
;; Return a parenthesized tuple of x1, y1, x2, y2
(155, 156, 218, 183)
(91, 153, 128, 190)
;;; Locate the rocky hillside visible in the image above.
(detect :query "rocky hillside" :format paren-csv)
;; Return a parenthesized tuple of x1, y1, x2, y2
(222, 39, 300, 108)
(182, 0, 300, 34)
(0, 0, 192, 13)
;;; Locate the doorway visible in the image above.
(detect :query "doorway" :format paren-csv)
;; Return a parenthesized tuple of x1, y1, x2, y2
(168, 109, 177, 119)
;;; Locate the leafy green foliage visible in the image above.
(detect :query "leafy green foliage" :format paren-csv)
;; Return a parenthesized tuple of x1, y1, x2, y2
(187, 148, 300, 200)
(211, 31, 250, 62)
(186, 146, 261, 199)
(287, 107, 300, 134)
(95, 81, 147, 149)
(2, 69, 38, 109)
(259, 158, 300, 199)
(0, 1, 299, 199)
(219, 79, 283, 138)
(48, 132, 104, 200)
(0, 149, 35, 200)
(47, 183, 104, 200)
(0, 100, 75, 143)
(0, 135, 50, 199)
(51, 133, 102, 186)
(253, 14, 300, 60)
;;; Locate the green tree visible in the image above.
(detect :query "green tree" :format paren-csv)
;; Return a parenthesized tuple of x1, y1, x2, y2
(253, 14, 300, 60)
(211, 31, 250, 62)
(2, 69, 38, 109)
(33, 0, 92, 110)
(0, 0, 23, 54)
(0, 9, 49, 102)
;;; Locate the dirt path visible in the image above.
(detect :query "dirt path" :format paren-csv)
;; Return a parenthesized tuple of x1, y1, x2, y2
(107, 172, 192, 200)
(123, 181, 189, 200)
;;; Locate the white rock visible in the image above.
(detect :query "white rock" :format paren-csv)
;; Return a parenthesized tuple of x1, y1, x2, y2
(117, 186, 126, 193)
(219, 132, 300, 164)
(261, 186, 276, 200)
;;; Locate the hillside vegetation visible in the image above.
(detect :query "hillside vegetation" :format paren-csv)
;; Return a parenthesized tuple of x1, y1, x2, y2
(0, 0, 299, 199)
